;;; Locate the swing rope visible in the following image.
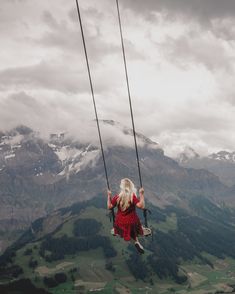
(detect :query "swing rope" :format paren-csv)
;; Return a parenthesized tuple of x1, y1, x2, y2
(115, 0, 143, 188)
(115, 0, 150, 228)
(75, 0, 115, 224)
(75, 0, 109, 189)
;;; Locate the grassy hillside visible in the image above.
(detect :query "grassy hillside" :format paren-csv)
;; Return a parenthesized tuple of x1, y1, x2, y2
(1, 196, 235, 293)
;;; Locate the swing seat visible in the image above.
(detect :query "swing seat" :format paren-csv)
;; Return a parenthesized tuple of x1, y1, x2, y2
(110, 226, 152, 237)
(142, 226, 152, 237)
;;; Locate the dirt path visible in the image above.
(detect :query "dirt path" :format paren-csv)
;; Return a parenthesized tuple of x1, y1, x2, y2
(36, 261, 74, 276)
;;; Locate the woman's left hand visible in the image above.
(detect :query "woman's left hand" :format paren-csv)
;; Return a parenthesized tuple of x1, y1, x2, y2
(139, 187, 144, 194)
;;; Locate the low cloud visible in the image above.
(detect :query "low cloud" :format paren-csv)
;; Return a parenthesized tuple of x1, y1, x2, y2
(0, 62, 84, 93)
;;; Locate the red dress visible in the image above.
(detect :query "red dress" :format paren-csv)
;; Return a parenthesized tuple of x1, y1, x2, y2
(111, 194, 143, 241)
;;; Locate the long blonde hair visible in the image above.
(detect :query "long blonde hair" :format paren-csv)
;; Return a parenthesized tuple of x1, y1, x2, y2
(117, 178, 136, 211)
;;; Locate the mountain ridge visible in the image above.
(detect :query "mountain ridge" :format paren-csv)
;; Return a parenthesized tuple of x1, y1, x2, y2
(176, 147, 235, 187)
(0, 124, 233, 252)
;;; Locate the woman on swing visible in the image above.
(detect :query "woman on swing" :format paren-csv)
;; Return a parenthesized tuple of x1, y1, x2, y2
(107, 178, 145, 254)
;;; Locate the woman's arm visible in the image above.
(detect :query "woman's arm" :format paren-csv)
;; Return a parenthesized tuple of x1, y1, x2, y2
(107, 190, 114, 209)
(136, 187, 145, 209)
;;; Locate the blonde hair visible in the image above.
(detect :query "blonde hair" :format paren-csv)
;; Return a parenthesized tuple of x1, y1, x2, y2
(117, 178, 136, 211)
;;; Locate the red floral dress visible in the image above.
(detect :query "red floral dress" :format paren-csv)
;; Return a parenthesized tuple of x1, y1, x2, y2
(111, 194, 143, 241)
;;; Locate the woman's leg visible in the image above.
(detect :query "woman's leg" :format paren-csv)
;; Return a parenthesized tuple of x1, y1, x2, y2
(133, 237, 144, 254)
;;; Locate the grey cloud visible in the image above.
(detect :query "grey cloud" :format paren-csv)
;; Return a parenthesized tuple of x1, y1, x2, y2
(0, 60, 122, 95)
(0, 62, 92, 94)
(159, 35, 235, 72)
(42, 10, 58, 29)
(68, 6, 104, 24)
(122, 0, 235, 23)
(9, 91, 39, 109)
(0, 92, 138, 149)
(1, 0, 235, 156)
(35, 9, 120, 63)
(0, 92, 45, 131)
(0, 91, 94, 137)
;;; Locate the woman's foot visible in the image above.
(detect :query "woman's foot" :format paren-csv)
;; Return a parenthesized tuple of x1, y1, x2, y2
(110, 228, 117, 236)
(135, 241, 144, 254)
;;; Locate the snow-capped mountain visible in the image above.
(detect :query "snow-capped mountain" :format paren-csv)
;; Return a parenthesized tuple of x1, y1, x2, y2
(0, 122, 163, 214)
(209, 151, 235, 162)
(0, 124, 233, 252)
(176, 148, 235, 187)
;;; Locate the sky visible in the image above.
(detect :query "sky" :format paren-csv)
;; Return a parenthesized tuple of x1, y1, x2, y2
(1, 0, 235, 157)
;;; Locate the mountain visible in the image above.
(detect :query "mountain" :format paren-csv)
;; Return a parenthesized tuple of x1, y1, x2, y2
(1, 195, 235, 293)
(0, 124, 232, 253)
(1, 125, 235, 292)
(177, 148, 235, 187)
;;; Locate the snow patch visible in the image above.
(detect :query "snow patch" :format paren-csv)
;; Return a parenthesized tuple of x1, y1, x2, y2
(209, 151, 235, 163)
(5, 153, 15, 160)
(74, 149, 100, 173)
(55, 146, 83, 163)
(58, 148, 100, 177)
(4, 134, 24, 146)
(12, 144, 21, 150)
(36, 173, 43, 176)
(48, 143, 57, 150)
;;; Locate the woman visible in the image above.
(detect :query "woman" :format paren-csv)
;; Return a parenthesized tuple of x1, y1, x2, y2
(107, 178, 145, 254)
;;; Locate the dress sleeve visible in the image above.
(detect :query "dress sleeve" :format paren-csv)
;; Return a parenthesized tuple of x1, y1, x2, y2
(111, 195, 119, 207)
(132, 194, 140, 205)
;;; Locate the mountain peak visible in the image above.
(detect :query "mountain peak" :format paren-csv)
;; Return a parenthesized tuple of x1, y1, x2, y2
(177, 146, 200, 164)
(101, 119, 161, 149)
(9, 125, 33, 136)
(209, 150, 235, 162)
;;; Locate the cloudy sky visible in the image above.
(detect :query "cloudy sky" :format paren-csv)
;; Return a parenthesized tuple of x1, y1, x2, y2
(1, 0, 235, 156)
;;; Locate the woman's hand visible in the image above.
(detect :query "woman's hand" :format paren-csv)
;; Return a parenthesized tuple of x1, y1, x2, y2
(136, 187, 145, 209)
(139, 187, 144, 194)
(107, 189, 113, 209)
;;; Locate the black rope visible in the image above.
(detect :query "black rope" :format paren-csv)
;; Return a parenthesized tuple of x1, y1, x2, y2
(75, 0, 110, 190)
(115, 0, 153, 230)
(143, 208, 151, 228)
(75, 0, 116, 224)
(115, 0, 143, 188)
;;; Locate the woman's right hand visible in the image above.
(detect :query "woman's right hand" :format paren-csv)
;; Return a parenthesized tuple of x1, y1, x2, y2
(107, 189, 112, 197)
